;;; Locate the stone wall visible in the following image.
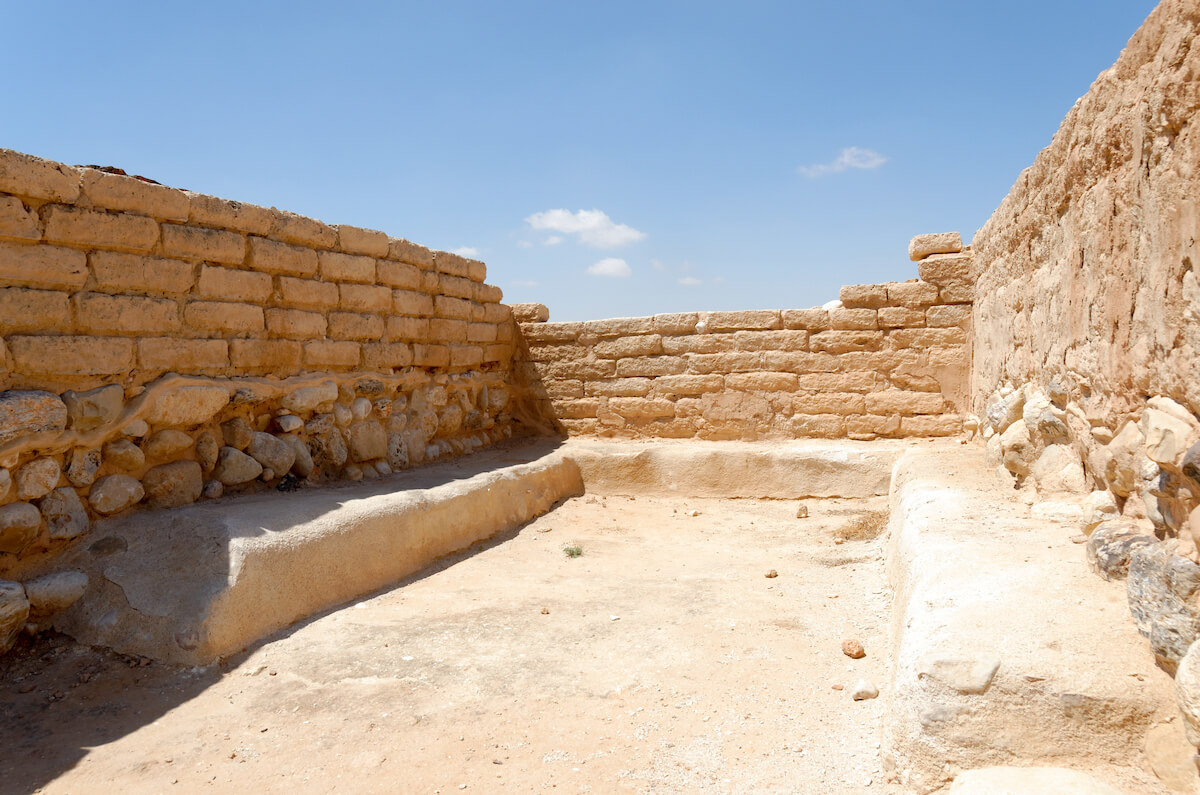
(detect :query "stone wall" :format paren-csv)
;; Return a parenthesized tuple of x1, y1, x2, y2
(516, 238, 973, 441)
(0, 149, 520, 632)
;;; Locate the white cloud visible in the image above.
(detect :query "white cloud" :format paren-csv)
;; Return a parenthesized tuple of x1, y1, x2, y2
(678, 276, 702, 286)
(650, 258, 668, 272)
(516, 240, 533, 249)
(587, 258, 631, 278)
(525, 209, 646, 248)
(798, 147, 888, 178)
(544, 235, 563, 246)
(451, 246, 480, 258)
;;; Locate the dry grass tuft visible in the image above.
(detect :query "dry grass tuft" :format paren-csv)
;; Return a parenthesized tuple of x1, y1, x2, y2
(834, 510, 889, 542)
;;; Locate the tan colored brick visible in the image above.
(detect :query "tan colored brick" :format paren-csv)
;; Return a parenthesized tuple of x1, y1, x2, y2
(809, 330, 884, 354)
(731, 330, 808, 351)
(899, 414, 962, 437)
(687, 352, 763, 374)
(449, 345, 484, 367)
(496, 319, 515, 342)
(520, 321, 579, 343)
(336, 225, 390, 257)
(328, 311, 384, 341)
(196, 265, 272, 302)
(360, 342, 412, 370)
(430, 318, 468, 342)
(830, 308, 878, 330)
(840, 283, 889, 309)
(482, 343, 511, 364)
(43, 205, 158, 252)
(846, 414, 901, 436)
(781, 308, 830, 331)
(558, 418, 600, 436)
(80, 169, 189, 221)
(538, 358, 616, 381)
(886, 280, 939, 308)
(888, 328, 967, 348)
(279, 276, 338, 310)
(726, 372, 798, 391)
(609, 397, 675, 419)
(393, 289, 435, 317)
(878, 306, 925, 328)
(377, 259, 422, 289)
(0, 149, 81, 201)
(890, 372, 941, 392)
(543, 380, 584, 400)
(319, 251, 375, 282)
(662, 334, 736, 355)
(230, 339, 303, 373)
(186, 192, 273, 235)
(9, 335, 134, 375)
(305, 340, 362, 368)
(0, 288, 71, 333)
(476, 283, 502, 303)
(340, 283, 391, 312)
(554, 398, 599, 419)
(927, 346, 967, 369)
(248, 237, 318, 276)
(759, 351, 837, 373)
(435, 251, 475, 278)
(705, 310, 781, 332)
(265, 308, 327, 338)
(917, 252, 972, 286)
(73, 292, 179, 334)
(413, 344, 450, 367)
(270, 210, 336, 249)
(587, 317, 656, 338)
(793, 392, 867, 415)
(586, 378, 652, 397)
(434, 295, 473, 320)
(654, 374, 724, 395)
(796, 372, 878, 392)
(184, 301, 264, 335)
(467, 260, 487, 283)
(0, 196, 39, 241)
(0, 241, 88, 289)
(926, 304, 970, 327)
(137, 338, 229, 371)
(527, 343, 585, 363)
(616, 356, 687, 378)
(90, 251, 194, 295)
(595, 335, 663, 359)
(439, 274, 475, 300)
(939, 284, 973, 304)
(160, 224, 245, 264)
(790, 413, 846, 438)
(387, 316, 431, 341)
(652, 313, 700, 334)
(865, 390, 945, 416)
(467, 322, 498, 343)
(389, 238, 435, 267)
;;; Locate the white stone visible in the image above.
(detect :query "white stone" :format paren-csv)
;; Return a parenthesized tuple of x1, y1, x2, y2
(15, 457, 61, 500)
(88, 474, 145, 515)
(908, 232, 962, 261)
(146, 385, 230, 426)
(351, 397, 372, 419)
(1030, 444, 1087, 494)
(121, 418, 150, 438)
(247, 432, 296, 476)
(276, 414, 303, 433)
(279, 435, 314, 478)
(281, 381, 338, 414)
(850, 679, 879, 700)
(40, 487, 90, 540)
(1084, 490, 1120, 532)
(334, 403, 353, 427)
(212, 447, 263, 486)
(999, 419, 1035, 476)
(821, 299, 843, 311)
(1141, 405, 1197, 466)
(103, 438, 146, 472)
(0, 502, 41, 554)
(23, 570, 88, 617)
(0, 580, 30, 654)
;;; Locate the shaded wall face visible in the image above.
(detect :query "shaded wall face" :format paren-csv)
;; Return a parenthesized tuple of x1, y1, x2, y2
(971, 0, 1200, 423)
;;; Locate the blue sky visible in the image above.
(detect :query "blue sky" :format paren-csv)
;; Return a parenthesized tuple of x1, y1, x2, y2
(3, 1, 1159, 320)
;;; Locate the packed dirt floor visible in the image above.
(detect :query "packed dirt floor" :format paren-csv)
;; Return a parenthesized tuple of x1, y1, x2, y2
(1, 492, 904, 793)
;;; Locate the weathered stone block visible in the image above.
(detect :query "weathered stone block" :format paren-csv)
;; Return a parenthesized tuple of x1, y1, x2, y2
(196, 265, 272, 302)
(662, 334, 736, 355)
(0, 287, 71, 333)
(0, 149, 80, 201)
(781, 308, 831, 331)
(81, 169, 189, 221)
(434, 295, 473, 320)
(439, 274, 475, 300)
(809, 330, 884, 354)
(247, 432, 295, 476)
(435, 250, 475, 278)
(90, 251, 194, 294)
(449, 345, 483, 367)
(796, 372, 877, 392)
(186, 193, 273, 235)
(211, 446, 262, 485)
(229, 340, 303, 372)
(278, 276, 338, 310)
(595, 335, 663, 359)
(705, 310, 781, 332)
(654, 374, 725, 395)
(865, 390, 945, 415)
(888, 327, 967, 347)
(265, 308, 327, 338)
(15, 457, 60, 500)
(361, 342, 412, 369)
(938, 283, 973, 304)
(609, 397, 675, 419)
(917, 252, 972, 286)
(830, 308, 878, 330)
(731, 330, 808, 352)
(247, 236, 317, 276)
(429, 318, 468, 342)
(467, 322, 498, 343)
(413, 344, 450, 368)
(386, 316, 430, 341)
(388, 238, 435, 267)
(335, 225, 390, 257)
(476, 283, 502, 303)
(483, 303, 511, 324)
(73, 292, 180, 334)
(794, 392, 867, 415)
(839, 284, 888, 309)
(586, 378, 652, 397)
(319, 251, 375, 283)
(791, 413, 846, 438)
(269, 210, 336, 249)
(899, 414, 962, 437)
(9, 335, 135, 376)
(184, 301, 264, 335)
(145, 384, 230, 426)
(878, 306, 926, 328)
(0, 195, 39, 241)
(377, 259, 422, 290)
(885, 280, 940, 308)
(687, 352, 763, 374)
(142, 429, 194, 461)
(554, 398, 599, 419)
(305, 340, 362, 369)
(481, 344, 511, 364)
(393, 289, 435, 317)
(616, 356, 687, 378)
(908, 232, 962, 261)
(926, 304, 971, 327)
(846, 414, 901, 436)
(43, 205, 158, 252)
(0, 240, 88, 289)
(328, 312, 385, 341)
(726, 372, 798, 392)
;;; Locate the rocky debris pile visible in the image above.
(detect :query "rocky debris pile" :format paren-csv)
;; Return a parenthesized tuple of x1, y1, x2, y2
(0, 570, 87, 653)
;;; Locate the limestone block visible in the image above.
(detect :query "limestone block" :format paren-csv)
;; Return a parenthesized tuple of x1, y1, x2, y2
(388, 237, 436, 267)
(92, 251, 194, 294)
(80, 168, 189, 221)
(336, 225, 390, 257)
(347, 422, 387, 462)
(196, 264, 272, 302)
(279, 434, 314, 477)
(839, 283, 888, 309)
(39, 486, 90, 540)
(829, 308, 878, 330)
(449, 344, 484, 367)
(899, 415, 962, 437)
(726, 372, 798, 392)
(0, 390, 68, 445)
(553, 399, 599, 419)
(247, 432, 295, 476)
(794, 392, 867, 415)
(186, 192, 273, 235)
(0, 287, 71, 334)
(435, 250, 476, 278)
(0, 503, 41, 554)
(146, 385, 229, 427)
(229, 340, 303, 373)
(594, 335, 663, 359)
(143, 460, 204, 508)
(62, 384, 125, 431)
(0, 148, 81, 201)
(385, 316, 430, 342)
(265, 308, 327, 339)
(437, 405, 464, 434)
(916, 251, 972, 285)
(865, 390, 944, 416)
(1031, 444, 1086, 493)
(279, 276, 339, 310)
(886, 280, 940, 308)
(74, 292, 180, 335)
(653, 374, 724, 395)
(0, 195, 39, 241)
(319, 251, 376, 283)
(438, 276, 475, 301)
(162, 225, 246, 264)
(43, 205, 158, 252)
(392, 289, 435, 317)
(429, 318, 468, 342)
(908, 232, 962, 261)
(705, 310, 781, 332)
(615, 356, 686, 378)
(282, 381, 338, 414)
(66, 448, 101, 487)
(88, 474, 144, 515)
(846, 414, 900, 436)
(270, 209, 336, 249)
(0, 580, 30, 654)
(138, 338, 229, 373)
(342, 283, 391, 313)
(15, 457, 61, 500)
(23, 570, 88, 620)
(781, 308, 831, 332)
(1106, 420, 1149, 497)
(926, 304, 971, 327)
(184, 301, 264, 335)
(211, 447, 263, 486)
(586, 378, 653, 397)
(245, 236, 317, 276)
(360, 342, 409, 369)
(790, 413, 846, 438)
(466, 322, 498, 343)
(809, 330, 883, 354)
(328, 312, 385, 341)
(878, 306, 925, 328)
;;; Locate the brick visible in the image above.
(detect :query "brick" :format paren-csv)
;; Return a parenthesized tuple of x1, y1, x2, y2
(80, 169, 189, 221)
(435, 251, 475, 278)
(926, 304, 971, 327)
(248, 237, 318, 276)
(587, 317, 656, 337)
(467, 322, 498, 343)
(43, 205, 158, 252)
(186, 193, 273, 235)
(305, 340, 362, 368)
(358, 342, 412, 370)
(159, 225, 244, 264)
(654, 374, 724, 395)
(662, 334, 736, 355)
(839, 283, 888, 309)
(878, 307, 925, 328)
(927, 346, 967, 369)
(340, 283, 391, 312)
(184, 301, 264, 335)
(796, 372, 878, 392)
(543, 380, 584, 400)
(615, 356, 687, 378)
(520, 321, 580, 343)
(440, 274, 475, 300)
(726, 372, 798, 392)
(230, 339, 303, 373)
(413, 344, 449, 368)
(864, 390, 945, 416)
(73, 292, 179, 334)
(586, 378, 652, 397)
(731, 330, 808, 351)
(386, 316, 431, 341)
(270, 210, 336, 249)
(91, 251, 194, 294)
(9, 335, 134, 375)
(846, 414, 900, 436)
(890, 372, 942, 392)
(467, 261, 487, 283)
(434, 295, 473, 320)
(829, 308, 878, 330)
(558, 418, 600, 435)
(917, 252, 972, 286)
(705, 310, 781, 332)
(138, 338, 229, 371)
(279, 276, 338, 310)
(449, 345, 484, 367)
(430, 318, 468, 342)
(265, 308, 327, 338)
(939, 284, 973, 304)
(0, 241, 88, 289)
(687, 352, 763, 374)
(389, 238, 435, 267)
(793, 392, 867, 415)
(496, 319, 515, 341)
(594, 335, 663, 359)
(513, 303, 550, 323)
(888, 328, 967, 347)
(0, 149, 81, 201)
(527, 343, 586, 363)
(0, 196, 39, 241)
(809, 330, 884, 354)
(899, 414, 962, 437)
(538, 358, 616, 381)
(609, 397, 675, 419)
(393, 289, 435, 317)
(790, 413, 846, 438)
(760, 351, 838, 373)
(0, 287, 71, 333)
(477, 284, 502, 303)
(481, 344, 511, 364)
(196, 265, 273, 302)
(554, 399, 599, 419)
(781, 308, 830, 331)
(336, 225, 390, 257)
(319, 251, 376, 282)
(886, 280, 939, 308)
(377, 259, 422, 290)
(328, 311, 385, 341)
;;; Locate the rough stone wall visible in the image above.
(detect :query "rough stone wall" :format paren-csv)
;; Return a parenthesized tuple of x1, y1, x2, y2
(0, 149, 520, 615)
(516, 247, 973, 441)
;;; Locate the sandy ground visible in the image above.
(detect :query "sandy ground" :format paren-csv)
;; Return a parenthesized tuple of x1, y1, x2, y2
(2, 493, 902, 794)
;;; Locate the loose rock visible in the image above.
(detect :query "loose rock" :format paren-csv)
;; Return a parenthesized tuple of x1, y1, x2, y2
(850, 680, 879, 700)
(842, 639, 866, 659)
(0, 580, 30, 654)
(142, 429, 194, 461)
(212, 447, 263, 486)
(195, 430, 220, 472)
(202, 480, 223, 500)
(279, 434, 314, 477)
(39, 487, 90, 540)
(247, 432, 296, 476)
(88, 474, 145, 515)
(796, 504, 809, 519)
(276, 414, 303, 433)
(142, 461, 204, 509)
(66, 447, 102, 488)
(351, 397, 372, 419)
(221, 417, 254, 451)
(0, 390, 68, 446)
(0, 503, 42, 554)
(15, 457, 60, 500)
(23, 570, 88, 619)
(103, 438, 145, 472)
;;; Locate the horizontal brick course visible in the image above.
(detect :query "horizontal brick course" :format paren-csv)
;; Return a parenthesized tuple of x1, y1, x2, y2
(43, 205, 159, 253)
(0, 241, 88, 289)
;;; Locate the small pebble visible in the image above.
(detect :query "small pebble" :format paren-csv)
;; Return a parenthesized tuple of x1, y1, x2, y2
(842, 639, 866, 659)
(765, 570, 778, 578)
(541, 607, 549, 615)
(796, 504, 809, 518)
(831, 684, 844, 691)
(851, 680, 879, 701)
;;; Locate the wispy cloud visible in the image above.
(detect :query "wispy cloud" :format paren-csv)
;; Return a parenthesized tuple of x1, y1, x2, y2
(587, 258, 631, 278)
(516, 240, 533, 249)
(678, 276, 702, 286)
(543, 235, 563, 246)
(798, 147, 887, 178)
(451, 246, 480, 258)
(525, 209, 646, 248)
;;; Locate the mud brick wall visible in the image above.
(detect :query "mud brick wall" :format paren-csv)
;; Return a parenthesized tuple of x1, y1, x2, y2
(516, 253, 972, 441)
